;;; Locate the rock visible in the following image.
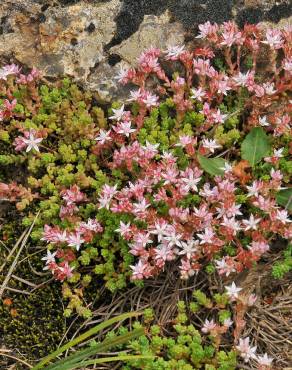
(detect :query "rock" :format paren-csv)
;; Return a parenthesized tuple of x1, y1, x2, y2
(87, 11, 185, 101)
(86, 61, 134, 103)
(0, 0, 121, 82)
(0, 0, 291, 102)
(110, 12, 185, 66)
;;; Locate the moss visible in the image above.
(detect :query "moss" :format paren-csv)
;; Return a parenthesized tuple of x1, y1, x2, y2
(0, 284, 65, 361)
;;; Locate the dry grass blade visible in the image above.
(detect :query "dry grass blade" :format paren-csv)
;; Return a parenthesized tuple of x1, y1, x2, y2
(0, 228, 27, 274)
(0, 349, 32, 369)
(0, 211, 40, 298)
(11, 274, 38, 288)
(4, 286, 31, 295)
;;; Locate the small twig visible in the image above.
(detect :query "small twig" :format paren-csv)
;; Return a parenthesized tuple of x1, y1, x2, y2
(4, 286, 31, 295)
(0, 239, 10, 253)
(27, 258, 49, 277)
(11, 274, 37, 288)
(18, 247, 47, 265)
(0, 352, 32, 368)
(30, 278, 54, 293)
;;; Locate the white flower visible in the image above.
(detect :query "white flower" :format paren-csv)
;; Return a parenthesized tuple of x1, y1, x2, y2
(165, 45, 185, 59)
(276, 209, 291, 224)
(201, 319, 217, 333)
(116, 121, 136, 137)
(223, 318, 233, 328)
(263, 82, 277, 95)
(283, 57, 292, 72)
(164, 231, 182, 247)
(212, 109, 228, 123)
(202, 138, 221, 153)
(142, 140, 159, 154)
(262, 29, 283, 49)
(215, 257, 236, 277)
(197, 227, 214, 244)
(257, 353, 273, 366)
(178, 239, 199, 259)
(236, 337, 257, 363)
(225, 282, 242, 300)
(195, 21, 218, 39)
(273, 147, 284, 158)
(233, 71, 252, 87)
(0, 68, 10, 80)
(150, 221, 171, 242)
(133, 198, 150, 214)
(221, 216, 241, 234)
(42, 250, 57, 270)
(134, 232, 153, 247)
(220, 162, 233, 173)
(115, 63, 130, 83)
(216, 203, 242, 219)
(67, 233, 85, 251)
(142, 92, 159, 108)
(190, 87, 206, 102)
(109, 104, 125, 121)
(242, 214, 261, 231)
(128, 89, 143, 102)
(23, 132, 43, 152)
(95, 129, 112, 144)
(175, 135, 193, 147)
(246, 181, 262, 197)
(259, 116, 270, 126)
(98, 196, 112, 210)
(115, 221, 131, 236)
(130, 260, 146, 280)
(181, 172, 201, 193)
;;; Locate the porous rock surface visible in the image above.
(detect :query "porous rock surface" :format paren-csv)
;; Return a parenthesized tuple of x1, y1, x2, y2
(0, 0, 291, 101)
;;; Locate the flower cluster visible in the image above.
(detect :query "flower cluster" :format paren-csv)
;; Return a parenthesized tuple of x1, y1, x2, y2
(223, 282, 273, 369)
(104, 153, 291, 280)
(8, 22, 290, 285)
(41, 185, 103, 281)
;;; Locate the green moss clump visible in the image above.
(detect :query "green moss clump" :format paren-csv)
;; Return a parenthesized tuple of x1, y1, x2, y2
(0, 285, 65, 361)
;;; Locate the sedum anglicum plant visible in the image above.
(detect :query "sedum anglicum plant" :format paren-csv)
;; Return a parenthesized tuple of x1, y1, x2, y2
(0, 21, 291, 318)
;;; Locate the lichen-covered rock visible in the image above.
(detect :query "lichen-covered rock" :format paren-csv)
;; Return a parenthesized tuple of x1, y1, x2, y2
(0, 0, 121, 81)
(86, 11, 185, 101)
(110, 12, 184, 65)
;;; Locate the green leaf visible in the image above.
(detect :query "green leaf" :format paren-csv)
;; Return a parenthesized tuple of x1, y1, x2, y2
(241, 127, 271, 166)
(66, 355, 154, 369)
(276, 188, 292, 211)
(32, 312, 142, 370)
(197, 154, 226, 176)
(43, 328, 145, 370)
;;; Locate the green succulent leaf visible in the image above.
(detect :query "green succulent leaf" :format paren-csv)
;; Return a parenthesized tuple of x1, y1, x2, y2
(241, 127, 271, 166)
(197, 154, 226, 176)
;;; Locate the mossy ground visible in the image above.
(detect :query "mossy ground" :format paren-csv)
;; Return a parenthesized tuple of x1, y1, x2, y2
(0, 233, 65, 365)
